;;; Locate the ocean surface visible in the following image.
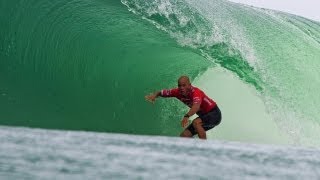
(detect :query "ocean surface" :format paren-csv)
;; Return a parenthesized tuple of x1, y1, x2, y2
(1, 0, 320, 179)
(1, 126, 320, 179)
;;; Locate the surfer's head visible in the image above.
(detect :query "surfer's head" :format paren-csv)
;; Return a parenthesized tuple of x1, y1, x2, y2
(178, 75, 191, 96)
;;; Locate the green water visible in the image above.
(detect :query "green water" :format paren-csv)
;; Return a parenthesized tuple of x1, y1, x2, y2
(1, 0, 320, 145)
(0, 0, 209, 135)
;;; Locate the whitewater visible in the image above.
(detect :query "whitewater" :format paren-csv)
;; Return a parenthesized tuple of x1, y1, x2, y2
(1, 126, 320, 179)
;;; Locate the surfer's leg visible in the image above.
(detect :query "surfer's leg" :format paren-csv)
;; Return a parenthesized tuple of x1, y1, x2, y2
(192, 118, 206, 139)
(183, 122, 198, 138)
(180, 129, 193, 138)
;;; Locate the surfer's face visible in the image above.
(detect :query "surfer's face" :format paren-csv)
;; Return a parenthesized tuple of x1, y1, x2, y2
(178, 79, 191, 96)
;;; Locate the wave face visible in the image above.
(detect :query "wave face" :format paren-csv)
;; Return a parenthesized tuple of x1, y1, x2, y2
(1, 0, 320, 145)
(0, 0, 209, 135)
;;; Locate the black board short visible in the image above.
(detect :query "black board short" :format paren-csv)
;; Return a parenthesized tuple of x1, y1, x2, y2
(187, 106, 222, 136)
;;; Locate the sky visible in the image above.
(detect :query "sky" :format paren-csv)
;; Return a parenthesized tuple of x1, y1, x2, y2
(228, 0, 320, 22)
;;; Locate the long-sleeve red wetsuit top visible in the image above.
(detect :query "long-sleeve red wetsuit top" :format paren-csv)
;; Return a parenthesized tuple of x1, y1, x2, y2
(160, 86, 217, 115)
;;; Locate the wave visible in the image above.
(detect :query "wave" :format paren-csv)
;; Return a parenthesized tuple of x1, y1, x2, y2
(1, 0, 320, 145)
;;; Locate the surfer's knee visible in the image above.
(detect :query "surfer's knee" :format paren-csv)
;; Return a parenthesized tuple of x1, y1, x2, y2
(180, 130, 192, 137)
(192, 118, 202, 128)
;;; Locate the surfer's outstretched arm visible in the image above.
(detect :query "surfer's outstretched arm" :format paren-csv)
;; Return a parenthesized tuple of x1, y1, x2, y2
(145, 91, 161, 104)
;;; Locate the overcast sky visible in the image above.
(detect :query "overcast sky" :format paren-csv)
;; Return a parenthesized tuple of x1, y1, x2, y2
(228, 0, 320, 22)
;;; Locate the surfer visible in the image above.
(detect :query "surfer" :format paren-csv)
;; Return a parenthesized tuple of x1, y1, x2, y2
(145, 75, 221, 139)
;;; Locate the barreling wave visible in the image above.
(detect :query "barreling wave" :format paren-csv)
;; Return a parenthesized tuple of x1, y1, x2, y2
(121, 0, 320, 145)
(1, 0, 320, 145)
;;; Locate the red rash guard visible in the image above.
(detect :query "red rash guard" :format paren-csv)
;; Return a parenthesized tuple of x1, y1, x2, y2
(160, 86, 217, 114)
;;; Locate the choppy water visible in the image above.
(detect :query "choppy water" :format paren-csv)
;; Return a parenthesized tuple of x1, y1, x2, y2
(1, 126, 320, 179)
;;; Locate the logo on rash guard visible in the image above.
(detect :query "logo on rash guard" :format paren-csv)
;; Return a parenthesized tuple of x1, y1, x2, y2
(203, 97, 212, 105)
(163, 89, 171, 96)
(193, 97, 201, 104)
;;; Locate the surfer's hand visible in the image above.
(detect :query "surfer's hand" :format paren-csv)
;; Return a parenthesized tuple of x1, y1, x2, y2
(181, 117, 189, 128)
(145, 94, 156, 104)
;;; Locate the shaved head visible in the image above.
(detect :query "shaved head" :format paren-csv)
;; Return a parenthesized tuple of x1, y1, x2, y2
(178, 76, 191, 84)
(178, 75, 191, 96)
